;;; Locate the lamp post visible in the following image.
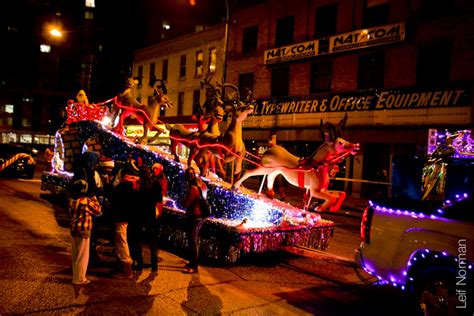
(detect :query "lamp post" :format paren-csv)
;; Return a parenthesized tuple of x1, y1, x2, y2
(222, 0, 230, 83)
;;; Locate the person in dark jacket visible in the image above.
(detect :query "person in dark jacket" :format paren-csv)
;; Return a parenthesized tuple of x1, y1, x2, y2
(110, 158, 140, 279)
(71, 151, 100, 197)
(129, 162, 168, 272)
(182, 167, 208, 274)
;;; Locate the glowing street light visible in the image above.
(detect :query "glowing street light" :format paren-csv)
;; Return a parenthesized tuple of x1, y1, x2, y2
(49, 27, 63, 38)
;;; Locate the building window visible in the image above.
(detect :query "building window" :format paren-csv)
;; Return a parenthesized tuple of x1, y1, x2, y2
(162, 59, 168, 81)
(242, 25, 258, 54)
(84, 10, 94, 20)
(137, 65, 143, 86)
(208, 48, 217, 73)
(149, 62, 156, 85)
(358, 51, 385, 90)
(177, 92, 185, 116)
(314, 4, 338, 38)
(363, 3, 390, 28)
(238, 73, 254, 101)
(40, 44, 51, 53)
(179, 55, 187, 79)
(417, 41, 451, 86)
(275, 16, 294, 47)
(271, 66, 290, 97)
(85, 0, 95, 8)
(310, 61, 333, 93)
(22, 118, 31, 128)
(195, 51, 203, 76)
(193, 89, 201, 110)
(420, 0, 455, 18)
(5, 104, 14, 113)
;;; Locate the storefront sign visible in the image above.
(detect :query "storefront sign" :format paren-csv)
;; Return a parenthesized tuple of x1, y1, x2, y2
(329, 23, 405, 53)
(264, 40, 318, 64)
(125, 125, 169, 137)
(250, 85, 471, 116)
(264, 22, 405, 64)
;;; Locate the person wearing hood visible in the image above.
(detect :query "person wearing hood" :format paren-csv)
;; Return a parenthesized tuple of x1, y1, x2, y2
(71, 151, 100, 197)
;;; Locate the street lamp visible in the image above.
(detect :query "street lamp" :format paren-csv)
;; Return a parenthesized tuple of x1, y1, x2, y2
(223, 0, 230, 83)
(49, 27, 63, 38)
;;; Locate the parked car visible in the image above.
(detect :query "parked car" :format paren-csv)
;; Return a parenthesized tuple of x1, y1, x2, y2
(0, 143, 36, 179)
(355, 154, 474, 315)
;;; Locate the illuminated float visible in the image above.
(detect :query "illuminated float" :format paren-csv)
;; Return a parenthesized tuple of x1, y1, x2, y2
(41, 79, 355, 262)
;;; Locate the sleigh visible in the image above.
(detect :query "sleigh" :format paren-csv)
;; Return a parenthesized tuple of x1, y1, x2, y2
(41, 120, 335, 262)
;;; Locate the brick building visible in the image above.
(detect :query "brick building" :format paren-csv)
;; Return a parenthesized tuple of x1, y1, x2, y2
(225, 0, 474, 198)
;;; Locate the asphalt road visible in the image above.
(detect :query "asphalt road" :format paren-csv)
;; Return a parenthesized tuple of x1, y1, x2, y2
(0, 176, 421, 315)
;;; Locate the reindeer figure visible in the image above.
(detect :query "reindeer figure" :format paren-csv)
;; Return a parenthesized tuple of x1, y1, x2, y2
(112, 78, 172, 144)
(167, 75, 225, 171)
(233, 114, 359, 212)
(198, 84, 255, 181)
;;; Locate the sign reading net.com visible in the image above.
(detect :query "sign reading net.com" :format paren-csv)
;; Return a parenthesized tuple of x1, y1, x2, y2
(264, 22, 405, 65)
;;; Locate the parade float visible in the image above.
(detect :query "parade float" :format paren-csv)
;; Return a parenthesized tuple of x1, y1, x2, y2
(41, 78, 359, 263)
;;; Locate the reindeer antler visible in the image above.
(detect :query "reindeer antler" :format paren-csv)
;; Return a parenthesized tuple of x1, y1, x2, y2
(220, 83, 240, 103)
(200, 75, 218, 97)
(336, 113, 348, 137)
(244, 88, 253, 102)
(154, 79, 167, 95)
(320, 119, 337, 142)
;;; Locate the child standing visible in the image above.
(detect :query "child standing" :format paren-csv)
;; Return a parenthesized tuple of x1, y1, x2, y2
(69, 179, 102, 285)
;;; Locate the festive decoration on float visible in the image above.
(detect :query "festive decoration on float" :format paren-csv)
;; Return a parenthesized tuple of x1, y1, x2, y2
(0, 153, 36, 173)
(42, 120, 336, 260)
(65, 100, 110, 125)
(422, 129, 474, 201)
(428, 129, 474, 158)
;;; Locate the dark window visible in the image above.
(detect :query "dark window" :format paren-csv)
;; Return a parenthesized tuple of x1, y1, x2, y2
(160, 105, 166, 117)
(149, 62, 155, 85)
(310, 61, 333, 93)
(363, 3, 390, 28)
(193, 89, 201, 109)
(147, 96, 155, 105)
(137, 65, 143, 86)
(314, 4, 338, 38)
(238, 73, 254, 100)
(177, 92, 185, 116)
(162, 59, 168, 81)
(358, 51, 385, 90)
(275, 16, 294, 47)
(242, 25, 258, 54)
(271, 66, 290, 97)
(420, 0, 455, 19)
(179, 55, 187, 78)
(416, 41, 451, 86)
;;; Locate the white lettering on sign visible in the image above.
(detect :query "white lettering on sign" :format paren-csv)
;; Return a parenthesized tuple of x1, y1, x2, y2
(330, 23, 405, 53)
(250, 87, 468, 116)
(263, 23, 405, 65)
(264, 41, 317, 64)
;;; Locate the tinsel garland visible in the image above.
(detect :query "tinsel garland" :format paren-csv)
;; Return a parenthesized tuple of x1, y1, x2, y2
(158, 204, 334, 263)
(65, 101, 109, 125)
(42, 120, 336, 262)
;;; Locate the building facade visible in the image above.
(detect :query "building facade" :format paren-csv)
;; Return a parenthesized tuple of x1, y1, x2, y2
(133, 24, 226, 119)
(225, 0, 474, 198)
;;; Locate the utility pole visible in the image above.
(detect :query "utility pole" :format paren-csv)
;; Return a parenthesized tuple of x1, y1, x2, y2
(223, 0, 230, 83)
